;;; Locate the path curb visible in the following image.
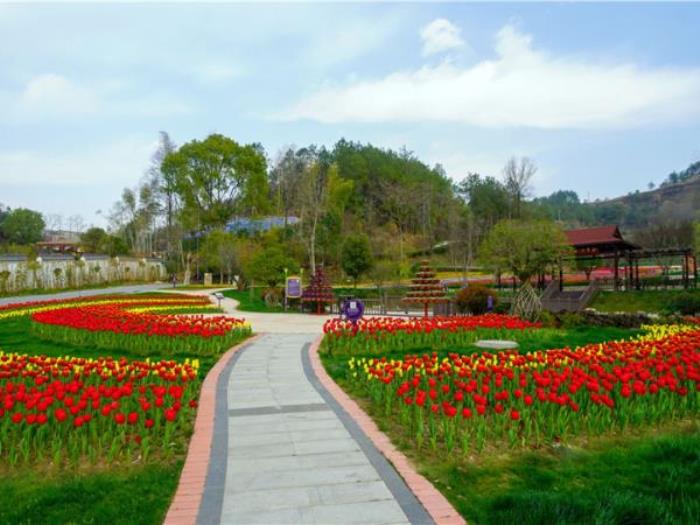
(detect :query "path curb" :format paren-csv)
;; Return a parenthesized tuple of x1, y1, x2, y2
(309, 336, 466, 525)
(163, 334, 261, 525)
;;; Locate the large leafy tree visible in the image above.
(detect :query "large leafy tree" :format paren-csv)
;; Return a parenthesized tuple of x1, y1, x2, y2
(163, 134, 269, 229)
(479, 219, 570, 284)
(479, 219, 570, 320)
(341, 233, 373, 287)
(80, 227, 109, 253)
(200, 229, 238, 284)
(245, 245, 298, 288)
(0, 208, 45, 245)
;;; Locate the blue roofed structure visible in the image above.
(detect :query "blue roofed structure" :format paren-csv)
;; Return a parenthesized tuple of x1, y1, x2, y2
(224, 216, 300, 234)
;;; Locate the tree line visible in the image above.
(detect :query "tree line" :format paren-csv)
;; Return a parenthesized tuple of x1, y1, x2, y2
(3, 130, 699, 291)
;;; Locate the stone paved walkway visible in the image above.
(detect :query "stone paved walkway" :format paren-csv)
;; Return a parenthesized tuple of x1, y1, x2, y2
(196, 333, 433, 525)
(0, 283, 168, 306)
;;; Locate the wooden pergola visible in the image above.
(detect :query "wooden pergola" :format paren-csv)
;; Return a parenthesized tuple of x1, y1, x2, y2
(562, 226, 697, 291)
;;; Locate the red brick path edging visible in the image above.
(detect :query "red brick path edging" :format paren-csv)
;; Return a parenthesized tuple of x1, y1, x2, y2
(163, 334, 261, 525)
(309, 336, 466, 525)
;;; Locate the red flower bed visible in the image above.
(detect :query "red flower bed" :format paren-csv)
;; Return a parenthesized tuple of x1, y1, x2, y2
(0, 351, 200, 465)
(323, 315, 540, 353)
(348, 326, 700, 453)
(33, 302, 244, 337)
(28, 296, 251, 356)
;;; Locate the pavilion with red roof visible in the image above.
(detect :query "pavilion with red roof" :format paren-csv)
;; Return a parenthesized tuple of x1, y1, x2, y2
(563, 225, 696, 291)
(565, 225, 639, 256)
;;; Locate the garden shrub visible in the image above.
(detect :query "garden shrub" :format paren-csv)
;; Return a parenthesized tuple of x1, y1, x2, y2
(557, 312, 586, 328)
(262, 287, 283, 307)
(553, 310, 675, 329)
(455, 285, 497, 314)
(665, 292, 700, 316)
(537, 310, 557, 328)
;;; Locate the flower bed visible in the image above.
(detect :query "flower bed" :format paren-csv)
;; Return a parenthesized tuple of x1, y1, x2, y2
(27, 296, 250, 356)
(0, 350, 200, 466)
(0, 294, 209, 320)
(323, 314, 541, 354)
(343, 324, 700, 454)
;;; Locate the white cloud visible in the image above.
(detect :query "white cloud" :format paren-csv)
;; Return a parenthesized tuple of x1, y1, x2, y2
(282, 24, 700, 129)
(420, 18, 465, 57)
(19, 73, 100, 116)
(6, 73, 192, 121)
(0, 136, 157, 187)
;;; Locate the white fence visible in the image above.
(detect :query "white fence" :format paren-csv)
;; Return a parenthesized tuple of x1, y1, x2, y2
(0, 255, 166, 293)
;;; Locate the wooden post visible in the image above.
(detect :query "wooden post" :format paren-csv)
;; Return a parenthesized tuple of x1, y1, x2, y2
(627, 251, 633, 290)
(559, 265, 563, 292)
(613, 251, 619, 291)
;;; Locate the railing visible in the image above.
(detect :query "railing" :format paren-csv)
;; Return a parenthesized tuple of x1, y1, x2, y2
(541, 280, 599, 312)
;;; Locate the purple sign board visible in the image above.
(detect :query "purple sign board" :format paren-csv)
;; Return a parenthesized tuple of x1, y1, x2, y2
(342, 299, 365, 323)
(286, 276, 302, 298)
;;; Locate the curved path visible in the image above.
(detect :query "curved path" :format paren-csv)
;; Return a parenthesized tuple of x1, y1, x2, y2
(0, 283, 168, 306)
(164, 289, 462, 525)
(195, 333, 431, 525)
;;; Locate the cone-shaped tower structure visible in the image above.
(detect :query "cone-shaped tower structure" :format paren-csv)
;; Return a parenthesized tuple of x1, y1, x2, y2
(401, 260, 448, 316)
(301, 266, 335, 314)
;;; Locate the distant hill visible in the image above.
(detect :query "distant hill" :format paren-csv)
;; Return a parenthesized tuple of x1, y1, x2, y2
(533, 159, 700, 233)
(589, 172, 700, 228)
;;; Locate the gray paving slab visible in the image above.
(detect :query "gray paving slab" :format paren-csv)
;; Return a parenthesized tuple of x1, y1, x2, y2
(0, 283, 168, 306)
(198, 333, 432, 525)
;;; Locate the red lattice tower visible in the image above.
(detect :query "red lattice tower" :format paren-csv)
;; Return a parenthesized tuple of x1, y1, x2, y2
(301, 266, 335, 314)
(402, 260, 448, 317)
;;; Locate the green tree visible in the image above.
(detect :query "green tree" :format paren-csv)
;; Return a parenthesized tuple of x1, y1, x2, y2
(245, 246, 298, 288)
(341, 234, 373, 287)
(457, 173, 510, 240)
(162, 134, 268, 229)
(103, 235, 129, 257)
(0, 208, 45, 245)
(0, 204, 9, 242)
(479, 219, 570, 320)
(80, 227, 108, 253)
(574, 255, 603, 282)
(200, 229, 238, 284)
(479, 219, 570, 284)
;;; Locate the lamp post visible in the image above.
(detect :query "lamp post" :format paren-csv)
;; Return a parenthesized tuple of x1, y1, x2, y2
(300, 267, 304, 312)
(284, 267, 288, 311)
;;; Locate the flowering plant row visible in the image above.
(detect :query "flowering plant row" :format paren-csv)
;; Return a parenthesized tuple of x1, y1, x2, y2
(29, 296, 251, 356)
(323, 315, 541, 354)
(345, 324, 700, 455)
(0, 350, 200, 466)
(0, 293, 209, 320)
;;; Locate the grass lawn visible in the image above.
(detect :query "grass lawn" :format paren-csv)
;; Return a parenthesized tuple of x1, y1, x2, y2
(0, 298, 242, 524)
(0, 463, 181, 525)
(591, 289, 700, 313)
(321, 325, 700, 525)
(421, 423, 700, 525)
(221, 288, 286, 313)
(0, 281, 158, 299)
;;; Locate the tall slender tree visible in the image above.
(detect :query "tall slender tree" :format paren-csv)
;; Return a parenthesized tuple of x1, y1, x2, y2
(503, 157, 536, 219)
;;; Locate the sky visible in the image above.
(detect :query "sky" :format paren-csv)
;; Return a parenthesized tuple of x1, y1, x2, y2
(1, 1, 700, 228)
